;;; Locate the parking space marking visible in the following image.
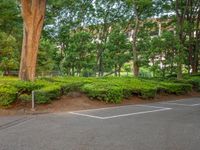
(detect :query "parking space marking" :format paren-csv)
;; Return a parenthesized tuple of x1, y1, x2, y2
(164, 98, 199, 102)
(69, 105, 172, 120)
(69, 112, 104, 119)
(69, 104, 169, 113)
(159, 97, 200, 107)
(161, 102, 200, 107)
(100, 108, 172, 119)
(191, 103, 200, 106)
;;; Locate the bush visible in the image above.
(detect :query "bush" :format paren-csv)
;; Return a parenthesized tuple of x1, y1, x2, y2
(12, 81, 44, 94)
(158, 82, 192, 94)
(81, 83, 123, 103)
(0, 86, 18, 106)
(115, 78, 158, 99)
(186, 77, 200, 91)
(35, 85, 61, 104)
(18, 94, 32, 102)
(140, 88, 157, 99)
(167, 76, 200, 92)
(60, 82, 84, 94)
(0, 76, 198, 105)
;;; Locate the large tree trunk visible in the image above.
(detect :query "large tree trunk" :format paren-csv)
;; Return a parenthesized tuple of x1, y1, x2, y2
(19, 0, 46, 81)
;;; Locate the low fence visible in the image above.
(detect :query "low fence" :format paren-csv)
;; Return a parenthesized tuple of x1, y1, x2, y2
(2, 71, 61, 77)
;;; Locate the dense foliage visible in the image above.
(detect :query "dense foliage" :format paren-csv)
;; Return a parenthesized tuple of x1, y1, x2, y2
(0, 0, 199, 79)
(1, 76, 199, 106)
(0, 1, 199, 107)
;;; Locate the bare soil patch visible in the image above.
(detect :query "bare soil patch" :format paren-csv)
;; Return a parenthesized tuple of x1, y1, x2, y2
(0, 91, 200, 116)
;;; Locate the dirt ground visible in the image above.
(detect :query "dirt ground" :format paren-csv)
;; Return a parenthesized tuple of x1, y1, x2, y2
(0, 91, 200, 116)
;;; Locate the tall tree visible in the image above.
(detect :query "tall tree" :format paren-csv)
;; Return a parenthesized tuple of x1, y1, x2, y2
(0, 0, 22, 75)
(125, 0, 153, 76)
(61, 31, 95, 76)
(170, 0, 200, 78)
(0, 32, 19, 75)
(105, 26, 131, 76)
(94, 0, 129, 76)
(19, 0, 46, 81)
(185, 0, 200, 74)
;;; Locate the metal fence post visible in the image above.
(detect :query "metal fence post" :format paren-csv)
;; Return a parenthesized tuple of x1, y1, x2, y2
(31, 91, 35, 111)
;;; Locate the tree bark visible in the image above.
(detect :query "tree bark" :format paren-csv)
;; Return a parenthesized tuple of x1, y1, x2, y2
(19, 0, 46, 81)
(174, 0, 188, 80)
(177, 61, 183, 80)
(131, 5, 140, 77)
(118, 66, 121, 77)
(193, 6, 200, 74)
(114, 64, 118, 76)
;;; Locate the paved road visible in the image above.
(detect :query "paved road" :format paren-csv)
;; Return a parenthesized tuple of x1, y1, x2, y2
(0, 98, 200, 150)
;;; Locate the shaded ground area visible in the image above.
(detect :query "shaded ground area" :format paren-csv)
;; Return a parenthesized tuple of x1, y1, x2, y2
(0, 91, 200, 116)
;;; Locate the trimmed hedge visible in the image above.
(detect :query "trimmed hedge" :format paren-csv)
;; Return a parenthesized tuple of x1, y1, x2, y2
(35, 85, 61, 104)
(80, 77, 191, 102)
(158, 82, 192, 94)
(12, 81, 44, 94)
(34, 79, 84, 104)
(0, 76, 199, 106)
(18, 94, 32, 102)
(81, 83, 124, 103)
(0, 86, 18, 106)
(186, 77, 200, 91)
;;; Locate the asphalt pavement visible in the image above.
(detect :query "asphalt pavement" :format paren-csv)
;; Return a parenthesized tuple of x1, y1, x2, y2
(0, 98, 200, 150)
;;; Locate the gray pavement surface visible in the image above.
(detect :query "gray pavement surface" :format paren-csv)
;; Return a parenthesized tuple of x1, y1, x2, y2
(0, 98, 200, 150)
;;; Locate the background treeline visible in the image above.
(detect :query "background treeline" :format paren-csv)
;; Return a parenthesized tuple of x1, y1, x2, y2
(0, 0, 199, 79)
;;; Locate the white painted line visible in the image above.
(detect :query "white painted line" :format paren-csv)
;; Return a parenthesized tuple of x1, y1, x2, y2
(102, 108, 172, 119)
(163, 98, 200, 103)
(191, 103, 200, 106)
(136, 105, 169, 109)
(69, 112, 104, 119)
(161, 102, 200, 107)
(161, 102, 192, 106)
(70, 104, 169, 113)
(69, 108, 172, 120)
(69, 106, 121, 113)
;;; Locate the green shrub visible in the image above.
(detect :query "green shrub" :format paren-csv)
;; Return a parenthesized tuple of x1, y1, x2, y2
(106, 87, 123, 103)
(116, 78, 158, 99)
(140, 88, 157, 99)
(186, 77, 200, 91)
(81, 83, 123, 103)
(167, 77, 199, 92)
(122, 88, 133, 99)
(35, 85, 61, 104)
(0, 86, 18, 106)
(0, 76, 197, 105)
(18, 94, 32, 102)
(60, 82, 83, 94)
(12, 81, 44, 93)
(159, 82, 192, 94)
(81, 77, 159, 102)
